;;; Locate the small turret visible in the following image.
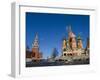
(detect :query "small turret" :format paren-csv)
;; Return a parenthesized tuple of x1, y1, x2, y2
(66, 39, 70, 50)
(86, 38, 89, 49)
(77, 35, 83, 49)
(62, 38, 67, 51)
(85, 37, 89, 55)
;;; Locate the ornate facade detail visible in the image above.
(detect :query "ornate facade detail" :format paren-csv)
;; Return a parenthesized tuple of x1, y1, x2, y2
(62, 26, 89, 59)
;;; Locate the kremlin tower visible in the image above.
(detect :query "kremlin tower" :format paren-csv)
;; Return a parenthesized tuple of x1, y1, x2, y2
(26, 34, 42, 62)
(32, 34, 42, 61)
(32, 34, 39, 54)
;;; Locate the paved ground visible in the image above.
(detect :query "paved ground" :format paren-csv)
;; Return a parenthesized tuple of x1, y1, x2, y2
(26, 59, 89, 67)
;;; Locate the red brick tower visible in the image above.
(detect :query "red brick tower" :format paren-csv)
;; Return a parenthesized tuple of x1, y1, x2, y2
(32, 34, 42, 61)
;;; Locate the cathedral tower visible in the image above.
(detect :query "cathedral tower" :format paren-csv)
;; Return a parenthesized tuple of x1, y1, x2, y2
(67, 26, 77, 49)
(77, 35, 83, 49)
(62, 38, 67, 51)
(86, 38, 89, 49)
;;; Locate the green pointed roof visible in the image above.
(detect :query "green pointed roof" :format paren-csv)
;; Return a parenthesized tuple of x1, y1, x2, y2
(66, 39, 69, 43)
(77, 35, 82, 40)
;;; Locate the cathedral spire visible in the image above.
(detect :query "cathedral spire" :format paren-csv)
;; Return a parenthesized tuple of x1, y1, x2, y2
(32, 34, 39, 48)
(67, 25, 76, 38)
(67, 25, 72, 33)
(67, 25, 76, 49)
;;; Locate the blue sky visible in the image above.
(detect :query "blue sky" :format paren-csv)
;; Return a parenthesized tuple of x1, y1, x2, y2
(26, 12, 89, 58)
